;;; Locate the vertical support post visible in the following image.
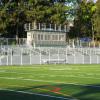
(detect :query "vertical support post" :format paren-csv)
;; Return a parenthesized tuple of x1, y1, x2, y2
(93, 41, 95, 48)
(82, 49, 84, 64)
(11, 48, 12, 65)
(49, 48, 51, 63)
(29, 23, 31, 30)
(58, 48, 59, 63)
(40, 47, 41, 64)
(95, 48, 96, 55)
(66, 47, 68, 64)
(21, 48, 23, 65)
(44, 23, 46, 29)
(97, 55, 99, 64)
(50, 24, 51, 30)
(55, 24, 56, 31)
(34, 21, 37, 29)
(73, 48, 76, 64)
(0, 57, 1, 65)
(90, 55, 91, 64)
(99, 42, 100, 48)
(72, 39, 75, 48)
(64, 25, 66, 32)
(59, 24, 61, 31)
(7, 49, 8, 65)
(90, 49, 91, 64)
(7, 38, 8, 46)
(34, 42, 36, 49)
(89, 42, 90, 48)
(39, 23, 40, 30)
(30, 49, 31, 65)
(80, 39, 82, 47)
(1, 43, 2, 49)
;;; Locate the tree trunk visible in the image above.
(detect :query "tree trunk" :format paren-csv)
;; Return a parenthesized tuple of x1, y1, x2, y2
(16, 23, 19, 45)
(33, 20, 37, 30)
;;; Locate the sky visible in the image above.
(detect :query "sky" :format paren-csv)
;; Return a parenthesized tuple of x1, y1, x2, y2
(94, 0, 97, 3)
(87, 0, 97, 3)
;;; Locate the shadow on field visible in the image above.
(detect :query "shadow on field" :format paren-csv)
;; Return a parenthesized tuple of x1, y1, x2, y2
(72, 84, 100, 100)
(0, 84, 100, 100)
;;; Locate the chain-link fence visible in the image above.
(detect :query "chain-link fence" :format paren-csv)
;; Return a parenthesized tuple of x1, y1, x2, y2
(0, 38, 27, 46)
(0, 38, 100, 48)
(0, 46, 100, 65)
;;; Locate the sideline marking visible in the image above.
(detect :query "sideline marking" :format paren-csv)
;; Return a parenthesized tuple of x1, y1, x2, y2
(0, 88, 77, 100)
(37, 88, 70, 97)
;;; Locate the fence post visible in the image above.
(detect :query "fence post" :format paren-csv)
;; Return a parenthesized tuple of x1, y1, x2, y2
(97, 55, 99, 64)
(59, 24, 61, 31)
(21, 48, 23, 65)
(40, 47, 41, 64)
(83, 54, 84, 64)
(99, 42, 100, 48)
(7, 38, 8, 46)
(29, 23, 31, 30)
(72, 39, 75, 48)
(64, 25, 66, 32)
(55, 24, 56, 31)
(73, 49, 76, 64)
(0, 57, 1, 65)
(7, 52, 8, 65)
(90, 49, 91, 64)
(50, 24, 51, 30)
(66, 48, 68, 64)
(58, 48, 59, 63)
(11, 48, 12, 65)
(30, 49, 31, 65)
(82, 48, 84, 64)
(39, 23, 40, 30)
(49, 48, 51, 62)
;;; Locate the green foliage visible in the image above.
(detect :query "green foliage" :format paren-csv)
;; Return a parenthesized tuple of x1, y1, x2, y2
(50, 3, 67, 24)
(93, 0, 100, 39)
(0, 0, 69, 37)
(0, 1, 26, 37)
(0, 0, 99, 39)
(72, 0, 96, 38)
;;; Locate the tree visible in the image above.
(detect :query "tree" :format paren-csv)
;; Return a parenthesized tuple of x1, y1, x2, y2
(72, 0, 96, 39)
(0, 1, 10, 36)
(0, 0, 71, 38)
(94, 0, 100, 40)
(0, 0, 26, 38)
(26, 0, 68, 24)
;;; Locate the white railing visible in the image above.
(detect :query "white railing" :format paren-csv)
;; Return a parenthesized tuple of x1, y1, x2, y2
(0, 38, 100, 48)
(24, 23, 69, 32)
(0, 47, 100, 65)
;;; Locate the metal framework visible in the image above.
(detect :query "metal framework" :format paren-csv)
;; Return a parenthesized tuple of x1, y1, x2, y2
(0, 46, 100, 65)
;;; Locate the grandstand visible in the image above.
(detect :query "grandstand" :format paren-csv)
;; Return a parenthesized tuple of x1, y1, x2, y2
(0, 45, 100, 65)
(24, 23, 68, 47)
(0, 23, 100, 65)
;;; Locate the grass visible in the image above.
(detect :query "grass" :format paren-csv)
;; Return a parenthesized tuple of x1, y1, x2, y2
(0, 64, 100, 100)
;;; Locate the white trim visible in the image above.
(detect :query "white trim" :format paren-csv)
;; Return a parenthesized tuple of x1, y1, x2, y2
(0, 88, 75, 100)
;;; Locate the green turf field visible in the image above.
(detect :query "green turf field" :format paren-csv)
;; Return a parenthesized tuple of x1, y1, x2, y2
(0, 64, 100, 100)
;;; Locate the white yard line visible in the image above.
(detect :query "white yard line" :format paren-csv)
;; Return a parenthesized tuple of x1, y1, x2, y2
(0, 88, 77, 100)
(0, 84, 26, 88)
(0, 76, 100, 88)
(0, 69, 100, 76)
(0, 71, 100, 79)
(49, 68, 80, 71)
